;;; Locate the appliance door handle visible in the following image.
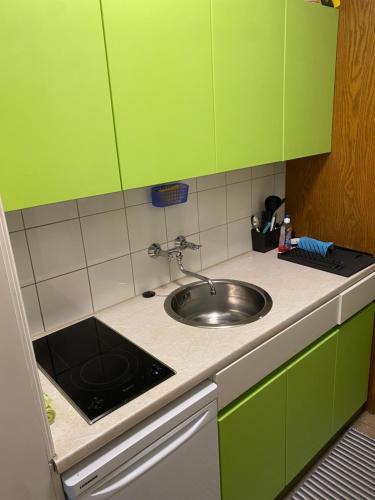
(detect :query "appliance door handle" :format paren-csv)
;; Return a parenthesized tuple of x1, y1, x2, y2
(91, 409, 212, 497)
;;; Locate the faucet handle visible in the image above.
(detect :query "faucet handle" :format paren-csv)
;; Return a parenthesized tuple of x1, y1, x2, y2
(148, 243, 173, 260)
(148, 243, 162, 258)
(174, 235, 202, 251)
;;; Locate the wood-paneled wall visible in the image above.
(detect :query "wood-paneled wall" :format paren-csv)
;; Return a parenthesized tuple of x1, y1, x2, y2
(286, 0, 375, 255)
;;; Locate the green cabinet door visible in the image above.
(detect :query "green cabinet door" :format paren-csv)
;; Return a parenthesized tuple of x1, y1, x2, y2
(101, 0, 216, 189)
(333, 303, 375, 433)
(0, 0, 120, 211)
(284, 0, 339, 160)
(218, 369, 286, 500)
(286, 329, 338, 483)
(212, 0, 285, 172)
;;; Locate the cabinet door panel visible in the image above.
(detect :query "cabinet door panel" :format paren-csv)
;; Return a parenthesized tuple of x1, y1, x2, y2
(102, 0, 216, 189)
(333, 303, 375, 433)
(0, 0, 120, 211)
(286, 330, 338, 483)
(218, 370, 286, 500)
(212, 0, 285, 172)
(284, 0, 339, 160)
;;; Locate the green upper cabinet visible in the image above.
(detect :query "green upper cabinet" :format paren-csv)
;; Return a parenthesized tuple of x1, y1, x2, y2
(212, 0, 285, 172)
(284, 0, 339, 160)
(0, 0, 120, 211)
(101, 0, 216, 189)
(286, 329, 338, 483)
(333, 303, 375, 433)
(218, 369, 286, 500)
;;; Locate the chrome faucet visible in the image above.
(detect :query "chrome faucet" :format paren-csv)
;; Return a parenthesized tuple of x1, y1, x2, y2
(148, 235, 217, 295)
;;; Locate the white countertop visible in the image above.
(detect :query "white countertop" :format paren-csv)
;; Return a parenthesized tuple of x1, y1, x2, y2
(40, 250, 375, 473)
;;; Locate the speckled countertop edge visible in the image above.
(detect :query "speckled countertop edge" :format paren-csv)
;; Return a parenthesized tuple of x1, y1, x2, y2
(39, 250, 375, 473)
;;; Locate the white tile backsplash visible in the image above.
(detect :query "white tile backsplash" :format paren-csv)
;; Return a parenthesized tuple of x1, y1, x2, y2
(21, 285, 44, 336)
(6, 210, 24, 232)
(127, 203, 167, 252)
(198, 186, 227, 231)
(124, 187, 152, 207)
(226, 167, 252, 185)
(228, 217, 252, 258)
(10, 231, 34, 286)
(274, 172, 286, 199)
(81, 209, 129, 266)
(197, 173, 226, 191)
(179, 178, 197, 193)
(200, 225, 228, 269)
(88, 256, 134, 311)
(77, 191, 124, 217)
(274, 162, 286, 175)
(37, 269, 93, 331)
(8, 163, 285, 334)
(132, 246, 171, 295)
(27, 219, 86, 282)
(165, 193, 199, 241)
(251, 163, 276, 179)
(227, 181, 252, 223)
(252, 175, 275, 214)
(22, 200, 78, 228)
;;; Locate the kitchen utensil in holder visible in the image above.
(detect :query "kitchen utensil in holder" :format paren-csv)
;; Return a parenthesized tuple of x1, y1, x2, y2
(151, 183, 189, 207)
(251, 228, 280, 253)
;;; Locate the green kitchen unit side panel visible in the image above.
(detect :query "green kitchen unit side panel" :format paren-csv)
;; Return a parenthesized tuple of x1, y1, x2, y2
(286, 329, 338, 484)
(218, 369, 286, 500)
(333, 303, 375, 433)
(101, 0, 216, 190)
(284, 0, 339, 161)
(0, 0, 120, 211)
(212, 0, 285, 172)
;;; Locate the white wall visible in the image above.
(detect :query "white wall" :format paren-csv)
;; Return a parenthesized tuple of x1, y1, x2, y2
(0, 204, 58, 500)
(6, 163, 285, 336)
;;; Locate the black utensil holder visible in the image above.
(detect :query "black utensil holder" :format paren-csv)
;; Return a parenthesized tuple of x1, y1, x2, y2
(251, 228, 280, 253)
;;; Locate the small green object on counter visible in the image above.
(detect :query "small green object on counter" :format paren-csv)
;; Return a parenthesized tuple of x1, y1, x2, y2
(43, 393, 56, 425)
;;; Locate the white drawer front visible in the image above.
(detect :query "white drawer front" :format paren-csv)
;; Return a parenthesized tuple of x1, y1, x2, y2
(338, 273, 375, 324)
(215, 297, 340, 410)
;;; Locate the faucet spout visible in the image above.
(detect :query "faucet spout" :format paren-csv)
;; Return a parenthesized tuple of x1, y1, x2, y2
(176, 253, 216, 296)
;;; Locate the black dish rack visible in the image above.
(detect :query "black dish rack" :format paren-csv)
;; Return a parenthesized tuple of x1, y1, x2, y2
(277, 246, 375, 277)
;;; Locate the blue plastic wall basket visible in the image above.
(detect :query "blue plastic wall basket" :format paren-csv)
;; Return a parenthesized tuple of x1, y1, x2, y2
(151, 183, 189, 207)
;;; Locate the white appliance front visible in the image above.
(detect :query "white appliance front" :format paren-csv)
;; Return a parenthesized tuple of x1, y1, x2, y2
(62, 381, 221, 500)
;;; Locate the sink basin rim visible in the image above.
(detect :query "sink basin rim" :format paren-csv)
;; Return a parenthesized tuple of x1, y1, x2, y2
(164, 279, 272, 329)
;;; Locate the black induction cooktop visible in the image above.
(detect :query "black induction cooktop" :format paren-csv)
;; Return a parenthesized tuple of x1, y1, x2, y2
(33, 317, 175, 424)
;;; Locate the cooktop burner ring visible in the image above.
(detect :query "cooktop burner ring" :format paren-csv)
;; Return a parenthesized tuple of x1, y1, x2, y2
(73, 350, 140, 392)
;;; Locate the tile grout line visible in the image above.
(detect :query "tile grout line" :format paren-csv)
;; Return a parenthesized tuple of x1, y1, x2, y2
(20, 210, 46, 334)
(162, 204, 171, 286)
(195, 180, 203, 272)
(76, 199, 95, 314)
(122, 192, 136, 299)
(11, 167, 285, 332)
(225, 177, 229, 261)
(19, 215, 79, 232)
(7, 172, 276, 232)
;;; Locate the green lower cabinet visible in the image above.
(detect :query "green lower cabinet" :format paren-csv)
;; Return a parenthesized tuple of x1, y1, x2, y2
(286, 330, 338, 483)
(218, 303, 374, 497)
(218, 369, 286, 500)
(333, 303, 375, 433)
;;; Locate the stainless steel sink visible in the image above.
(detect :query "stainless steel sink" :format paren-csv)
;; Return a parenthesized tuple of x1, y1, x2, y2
(164, 279, 272, 328)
